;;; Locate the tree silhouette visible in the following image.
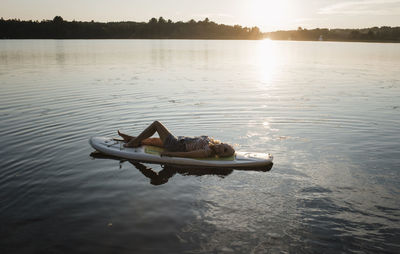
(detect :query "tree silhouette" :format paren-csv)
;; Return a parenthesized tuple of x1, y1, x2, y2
(53, 16, 63, 23)
(158, 17, 166, 24)
(149, 17, 157, 24)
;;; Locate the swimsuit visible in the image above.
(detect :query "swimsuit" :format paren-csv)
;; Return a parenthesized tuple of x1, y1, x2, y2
(163, 134, 212, 153)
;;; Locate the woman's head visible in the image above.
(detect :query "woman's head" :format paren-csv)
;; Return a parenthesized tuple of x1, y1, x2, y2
(213, 143, 235, 157)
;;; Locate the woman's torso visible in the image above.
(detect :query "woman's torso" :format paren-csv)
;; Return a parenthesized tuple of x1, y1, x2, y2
(177, 135, 211, 152)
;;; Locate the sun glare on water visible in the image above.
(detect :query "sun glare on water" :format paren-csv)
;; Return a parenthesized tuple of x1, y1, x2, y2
(256, 39, 281, 84)
(243, 1, 291, 84)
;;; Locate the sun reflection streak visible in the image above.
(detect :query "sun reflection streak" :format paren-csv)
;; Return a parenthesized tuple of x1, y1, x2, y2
(256, 39, 281, 84)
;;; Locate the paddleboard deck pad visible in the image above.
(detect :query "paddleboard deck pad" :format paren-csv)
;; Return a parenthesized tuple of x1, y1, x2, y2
(89, 136, 273, 168)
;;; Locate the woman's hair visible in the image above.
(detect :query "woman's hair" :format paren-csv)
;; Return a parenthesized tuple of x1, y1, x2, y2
(220, 143, 235, 157)
(210, 138, 221, 145)
(209, 143, 235, 158)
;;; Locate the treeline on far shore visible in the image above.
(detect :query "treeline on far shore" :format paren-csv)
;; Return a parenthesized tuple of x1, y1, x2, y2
(266, 27, 400, 42)
(0, 16, 262, 39)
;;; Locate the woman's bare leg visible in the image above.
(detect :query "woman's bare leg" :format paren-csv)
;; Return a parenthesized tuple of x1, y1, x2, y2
(141, 138, 164, 147)
(118, 130, 134, 142)
(118, 130, 164, 147)
(125, 121, 172, 147)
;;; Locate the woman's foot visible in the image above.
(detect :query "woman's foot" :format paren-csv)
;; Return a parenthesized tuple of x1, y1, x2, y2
(118, 130, 133, 143)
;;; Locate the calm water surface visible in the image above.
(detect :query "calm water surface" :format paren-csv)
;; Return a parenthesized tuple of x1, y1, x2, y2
(0, 40, 399, 253)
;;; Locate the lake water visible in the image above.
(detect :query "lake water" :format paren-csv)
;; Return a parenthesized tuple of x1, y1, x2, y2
(0, 40, 399, 253)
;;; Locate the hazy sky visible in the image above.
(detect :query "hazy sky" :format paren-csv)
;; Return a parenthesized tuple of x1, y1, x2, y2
(1, 0, 399, 31)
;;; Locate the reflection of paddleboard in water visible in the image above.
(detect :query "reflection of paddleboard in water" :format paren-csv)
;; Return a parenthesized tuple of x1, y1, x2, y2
(89, 136, 273, 168)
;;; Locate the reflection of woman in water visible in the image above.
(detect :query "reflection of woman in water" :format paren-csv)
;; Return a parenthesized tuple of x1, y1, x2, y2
(89, 153, 273, 186)
(118, 121, 235, 158)
(130, 161, 233, 186)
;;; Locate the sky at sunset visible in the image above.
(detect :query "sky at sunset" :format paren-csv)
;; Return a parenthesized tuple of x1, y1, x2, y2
(1, 0, 399, 31)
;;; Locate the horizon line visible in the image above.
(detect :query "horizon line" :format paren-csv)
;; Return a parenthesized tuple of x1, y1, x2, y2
(1, 16, 399, 33)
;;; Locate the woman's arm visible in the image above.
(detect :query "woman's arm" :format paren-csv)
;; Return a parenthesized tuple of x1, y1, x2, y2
(161, 149, 211, 158)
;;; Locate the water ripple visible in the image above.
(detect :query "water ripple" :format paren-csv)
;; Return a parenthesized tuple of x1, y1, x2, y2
(1, 40, 399, 253)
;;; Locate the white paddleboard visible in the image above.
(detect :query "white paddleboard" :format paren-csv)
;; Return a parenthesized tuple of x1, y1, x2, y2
(89, 136, 273, 168)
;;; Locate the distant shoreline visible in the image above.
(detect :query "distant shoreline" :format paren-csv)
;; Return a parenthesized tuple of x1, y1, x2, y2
(1, 17, 399, 42)
(0, 16, 262, 40)
(1, 39, 399, 44)
(267, 39, 400, 44)
(265, 27, 400, 43)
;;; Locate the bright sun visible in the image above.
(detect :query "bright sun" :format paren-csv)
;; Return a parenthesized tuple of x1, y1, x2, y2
(248, 0, 292, 30)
